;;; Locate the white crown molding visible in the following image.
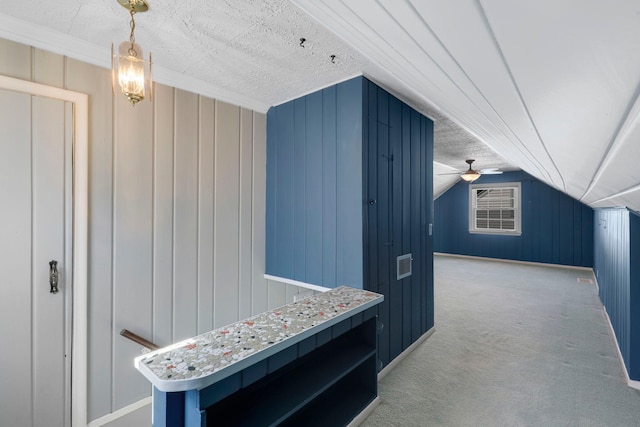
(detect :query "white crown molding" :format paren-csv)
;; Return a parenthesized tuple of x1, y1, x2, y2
(0, 13, 110, 68)
(0, 13, 271, 113)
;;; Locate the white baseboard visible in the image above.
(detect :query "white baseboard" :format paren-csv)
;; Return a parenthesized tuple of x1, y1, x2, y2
(602, 307, 640, 391)
(378, 327, 435, 381)
(347, 396, 381, 427)
(435, 252, 594, 272)
(87, 397, 151, 427)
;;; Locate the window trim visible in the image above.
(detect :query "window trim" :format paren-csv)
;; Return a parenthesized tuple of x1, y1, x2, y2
(468, 182, 522, 236)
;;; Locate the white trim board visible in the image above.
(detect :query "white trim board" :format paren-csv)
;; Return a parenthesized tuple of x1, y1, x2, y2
(0, 75, 89, 426)
(434, 252, 595, 273)
(377, 327, 435, 381)
(602, 306, 640, 391)
(87, 397, 151, 427)
(263, 274, 332, 293)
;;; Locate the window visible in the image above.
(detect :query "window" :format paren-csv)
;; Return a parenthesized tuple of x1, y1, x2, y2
(469, 182, 521, 235)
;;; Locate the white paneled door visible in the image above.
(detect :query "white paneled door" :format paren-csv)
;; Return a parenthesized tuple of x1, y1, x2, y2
(0, 87, 72, 427)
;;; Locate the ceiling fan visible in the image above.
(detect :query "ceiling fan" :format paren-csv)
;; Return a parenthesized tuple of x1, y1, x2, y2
(442, 159, 503, 182)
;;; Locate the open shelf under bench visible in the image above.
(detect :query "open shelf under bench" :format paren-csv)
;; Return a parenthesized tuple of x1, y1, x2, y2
(138, 287, 383, 427)
(204, 317, 377, 426)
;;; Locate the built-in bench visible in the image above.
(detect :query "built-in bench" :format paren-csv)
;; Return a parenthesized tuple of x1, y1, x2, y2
(135, 286, 384, 426)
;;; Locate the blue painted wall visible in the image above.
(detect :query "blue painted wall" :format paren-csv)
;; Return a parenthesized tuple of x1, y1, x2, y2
(630, 211, 640, 380)
(362, 78, 434, 366)
(595, 208, 640, 380)
(266, 78, 364, 288)
(266, 76, 434, 369)
(434, 170, 594, 267)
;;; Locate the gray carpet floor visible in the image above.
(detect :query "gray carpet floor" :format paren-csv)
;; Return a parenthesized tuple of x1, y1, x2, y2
(362, 255, 640, 426)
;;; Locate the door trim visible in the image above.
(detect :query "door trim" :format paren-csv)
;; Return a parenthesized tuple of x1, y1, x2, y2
(0, 74, 88, 427)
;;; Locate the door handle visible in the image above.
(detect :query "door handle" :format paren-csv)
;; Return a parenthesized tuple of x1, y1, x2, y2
(49, 260, 59, 294)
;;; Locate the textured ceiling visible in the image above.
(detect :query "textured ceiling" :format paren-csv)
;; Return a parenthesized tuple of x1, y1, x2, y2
(2, 0, 638, 210)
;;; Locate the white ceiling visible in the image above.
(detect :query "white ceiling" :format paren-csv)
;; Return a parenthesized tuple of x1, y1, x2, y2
(1, 0, 639, 211)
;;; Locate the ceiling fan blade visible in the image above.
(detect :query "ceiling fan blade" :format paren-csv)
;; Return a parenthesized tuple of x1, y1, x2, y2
(437, 172, 463, 175)
(480, 169, 503, 175)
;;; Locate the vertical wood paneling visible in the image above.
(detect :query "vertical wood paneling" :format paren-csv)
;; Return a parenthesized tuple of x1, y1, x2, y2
(66, 58, 115, 420)
(538, 183, 553, 262)
(363, 80, 434, 367)
(424, 117, 435, 331)
(239, 108, 254, 320)
(265, 108, 277, 280)
(275, 102, 295, 279)
(173, 89, 199, 341)
(629, 212, 640, 379)
(388, 95, 403, 360)
(293, 98, 307, 282)
(366, 81, 379, 297)
(322, 86, 338, 286)
(375, 87, 391, 366)
(433, 170, 594, 267)
(34, 48, 63, 86)
(572, 201, 583, 265)
(0, 89, 32, 427)
(266, 83, 363, 289)
(400, 103, 412, 350)
(198, 97, 215, 334)
(409, 109, 422, 342)
(265, 77, 433, 369)
(582, 206, 593, 267)
(594, 208, 637, 379)
(267, 279, 287, 310)
(304, 92, 323, 284)
(1, 36, 287, 424)
(214, 101, 241, 328)
(336, 79, 363, 288)
(0, 38, 31, 79)
(112, 88, 153, 409)
(152, 84, 175, 345)
(551, 190, 560, 262)
(252, 113, 268, 316)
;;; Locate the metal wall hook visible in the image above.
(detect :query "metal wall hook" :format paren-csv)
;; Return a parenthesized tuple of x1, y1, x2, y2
(299, 37, 306, 47)
(49, 260, 59, 294)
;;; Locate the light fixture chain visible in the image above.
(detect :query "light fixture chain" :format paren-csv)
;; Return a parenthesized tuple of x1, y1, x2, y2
(128, 8, 137, 57)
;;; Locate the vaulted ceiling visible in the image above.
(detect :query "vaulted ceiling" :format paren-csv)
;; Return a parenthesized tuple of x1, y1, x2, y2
(1, 0, 639, 210)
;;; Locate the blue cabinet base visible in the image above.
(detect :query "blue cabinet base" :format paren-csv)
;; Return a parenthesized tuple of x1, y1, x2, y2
(152, 313, 378, 426)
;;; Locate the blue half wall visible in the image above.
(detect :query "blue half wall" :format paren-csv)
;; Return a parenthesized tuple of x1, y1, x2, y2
(434, 170, 594, 267)
(266, 78, 364, 288)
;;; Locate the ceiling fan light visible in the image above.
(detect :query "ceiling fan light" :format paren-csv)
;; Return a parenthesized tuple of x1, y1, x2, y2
(461, 171, 481, 182)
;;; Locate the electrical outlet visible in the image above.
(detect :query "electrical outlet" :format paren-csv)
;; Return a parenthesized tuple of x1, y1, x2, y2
(293, 290, 314, 302)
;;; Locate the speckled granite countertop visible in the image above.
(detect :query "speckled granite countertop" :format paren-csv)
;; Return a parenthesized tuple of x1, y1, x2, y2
(135, 286, 383, 392)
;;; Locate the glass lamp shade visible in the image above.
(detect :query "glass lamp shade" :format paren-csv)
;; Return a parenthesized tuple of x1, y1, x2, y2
(460, 171, 481, 182)
(113, 41, 152, 105)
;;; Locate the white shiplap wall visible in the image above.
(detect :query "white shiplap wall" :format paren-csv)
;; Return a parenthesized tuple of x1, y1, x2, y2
(0, 37, 305, 423)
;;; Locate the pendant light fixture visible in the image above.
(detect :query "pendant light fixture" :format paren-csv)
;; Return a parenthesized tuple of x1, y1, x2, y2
(112, 0, 152, 105)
